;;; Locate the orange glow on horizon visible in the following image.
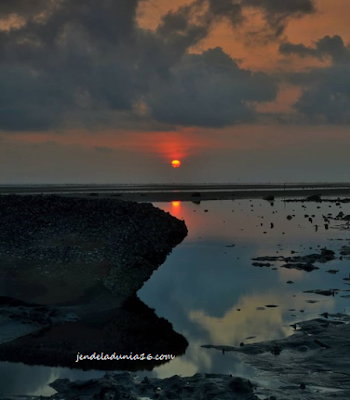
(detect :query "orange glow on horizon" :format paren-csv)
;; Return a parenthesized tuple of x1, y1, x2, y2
(171, 159, 181, 168)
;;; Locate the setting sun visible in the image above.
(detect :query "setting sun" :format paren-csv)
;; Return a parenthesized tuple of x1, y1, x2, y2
(171, 160, 181, 168)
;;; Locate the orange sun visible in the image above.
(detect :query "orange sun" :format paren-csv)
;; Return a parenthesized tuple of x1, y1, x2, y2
(171, 160, 181, 168)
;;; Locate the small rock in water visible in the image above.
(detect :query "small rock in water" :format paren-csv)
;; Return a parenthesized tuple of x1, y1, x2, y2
(271, 345, 282, 355)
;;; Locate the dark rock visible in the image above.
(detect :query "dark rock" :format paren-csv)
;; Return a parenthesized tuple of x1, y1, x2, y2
(306, 194, 321, 202)
(263, 195, 275, 201)
(271, 345, 281, 355)
(304, 289, 339, 296)
(252, 262, 271, 268)
(321, 248, 335, 257)
(340, 246, 350, 255)
(282, 263, 319, 272)
(228, 377, 252, 393)
(49, 372, 258, 400)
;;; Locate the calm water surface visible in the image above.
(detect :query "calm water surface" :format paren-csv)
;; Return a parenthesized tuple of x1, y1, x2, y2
(1, 199, 350, 395)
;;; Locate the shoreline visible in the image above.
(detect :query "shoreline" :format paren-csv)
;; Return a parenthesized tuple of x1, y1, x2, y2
(1, 184, 350, 202)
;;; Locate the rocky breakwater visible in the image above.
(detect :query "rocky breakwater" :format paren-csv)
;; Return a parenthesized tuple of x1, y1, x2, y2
(0, 195, 188, 371)
(0, 195, 188, 302)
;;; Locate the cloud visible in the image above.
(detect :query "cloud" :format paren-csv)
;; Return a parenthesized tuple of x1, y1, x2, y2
(147, 47, 278, 127)
(0, 0, 143, 131)
(242, 0, 315, 37)
(157, 0, 316, 42)
(0, 0, 317, 132)
(280, 35, 350, 123)
(0, 0, 51, 20)
(280, 35, 350, 63)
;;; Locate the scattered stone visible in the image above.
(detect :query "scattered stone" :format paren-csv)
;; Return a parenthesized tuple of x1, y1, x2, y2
(202, 315, 350, 399)
(252, 248, 335, 273)
(46, 372, 259, 400)
(340, 246, 350, 255)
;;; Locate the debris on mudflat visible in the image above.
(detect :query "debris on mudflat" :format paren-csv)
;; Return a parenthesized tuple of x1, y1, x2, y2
(282, 263, 319, 272)
(285, 196, 350, 203)
(42, 372, 260, 400)
(252, 262, 271, 267)
(304, 289, 339, 296)
(252, 248, 335, 272)
(202, 315, 350, 399)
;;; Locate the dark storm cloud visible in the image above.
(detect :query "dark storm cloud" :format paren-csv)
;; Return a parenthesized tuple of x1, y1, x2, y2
(155, 2, 209, 62)
(147, 47, 278, 127)
(157, 0, 315, 40)
(280, 35, 350, 63)
(280, 36, 350, 123)
(206, 0, 315, 37)
(0, 0, 51, 19)
(207, 0, 244, 26)
(242, 0, 315, 37)
(0, 0, 142, 130)
(0, 0, 313, 132)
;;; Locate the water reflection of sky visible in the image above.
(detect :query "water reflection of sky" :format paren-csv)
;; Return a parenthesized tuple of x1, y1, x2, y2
(2, 199, 350, 394)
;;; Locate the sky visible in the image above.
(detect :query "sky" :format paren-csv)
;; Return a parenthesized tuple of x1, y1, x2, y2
(0, 0, 349, 184)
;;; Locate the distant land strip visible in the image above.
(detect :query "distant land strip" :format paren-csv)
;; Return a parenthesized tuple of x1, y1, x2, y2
(1, 183, 350, 202)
